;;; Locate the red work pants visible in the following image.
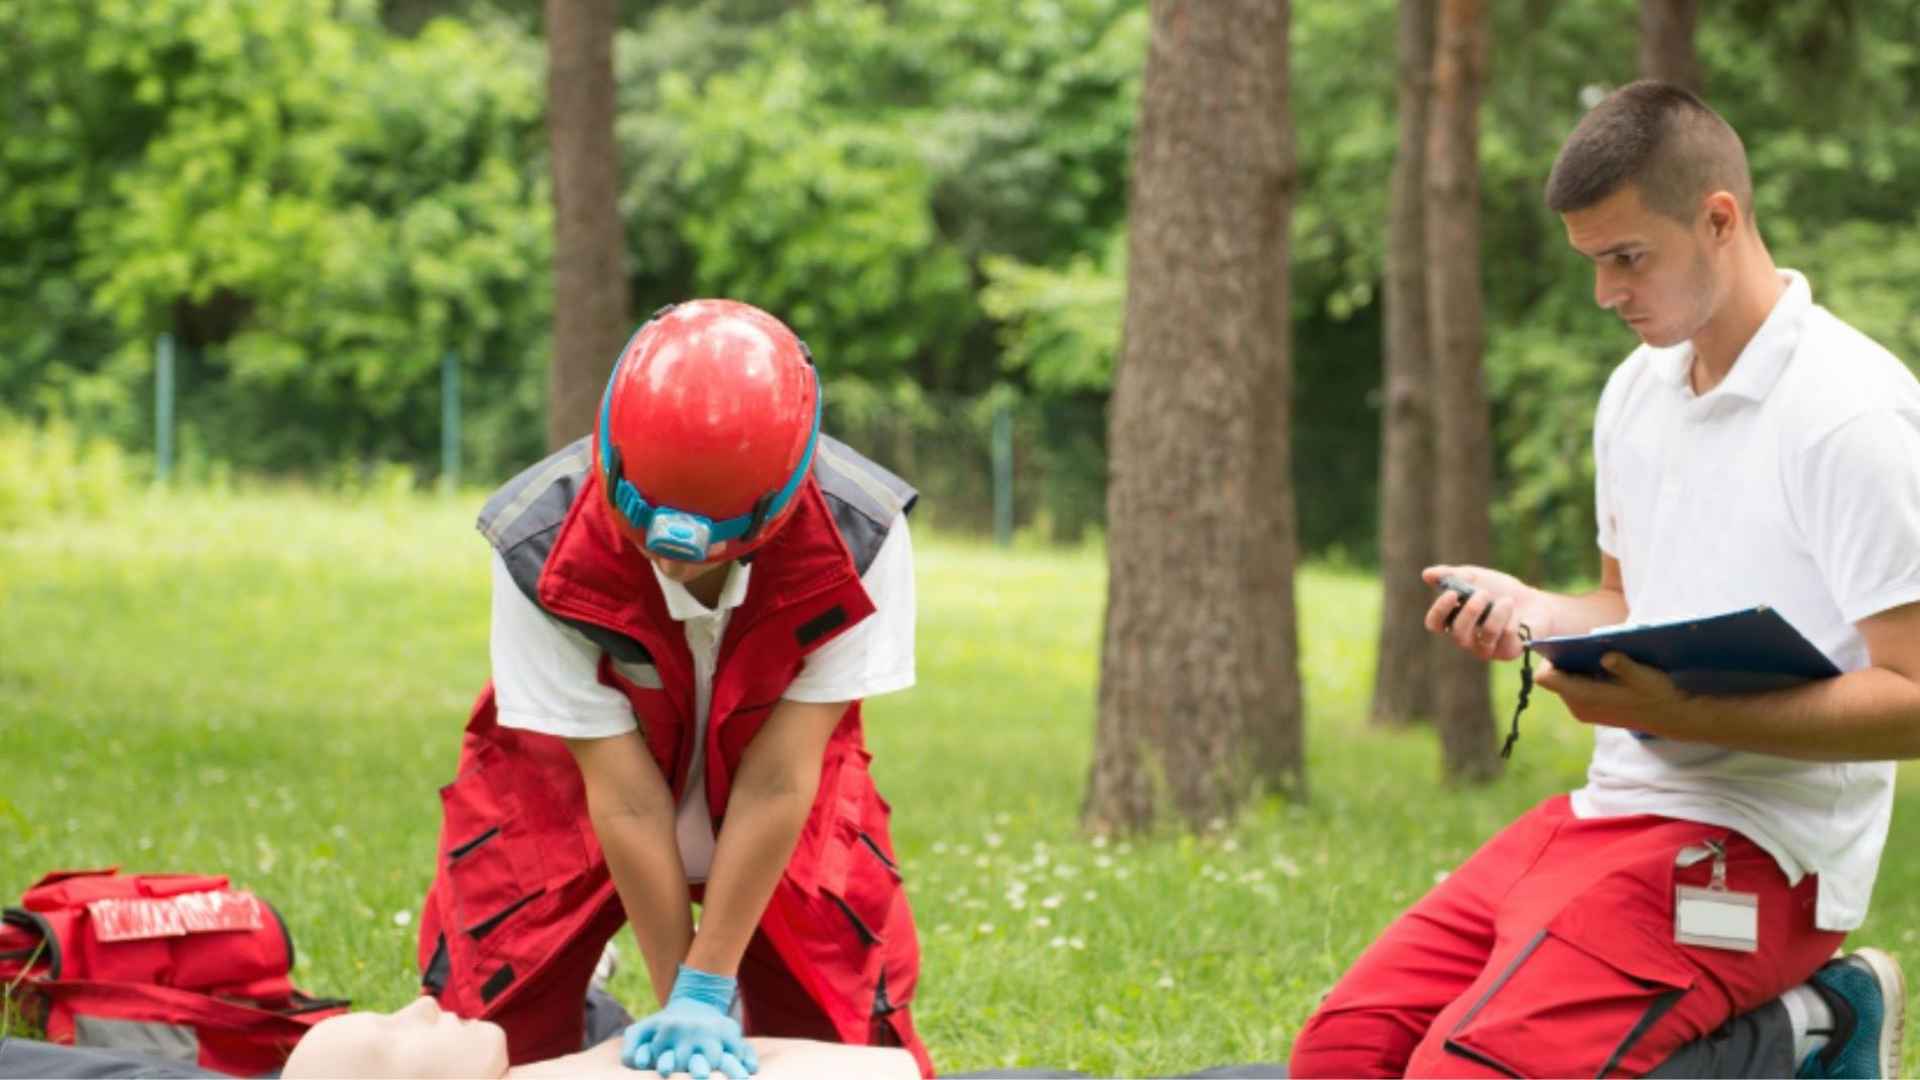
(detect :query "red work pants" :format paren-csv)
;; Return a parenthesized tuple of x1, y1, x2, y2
(1290, 795, 1844, 1078)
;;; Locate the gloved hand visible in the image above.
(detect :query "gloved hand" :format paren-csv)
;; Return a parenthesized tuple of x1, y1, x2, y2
(621, 965, 759, 1078)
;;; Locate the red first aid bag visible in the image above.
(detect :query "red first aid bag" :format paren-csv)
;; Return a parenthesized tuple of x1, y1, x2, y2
(0, 868, 348, 1077)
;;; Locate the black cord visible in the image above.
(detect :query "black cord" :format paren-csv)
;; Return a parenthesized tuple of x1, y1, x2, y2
(1500, 624, 1534, 759)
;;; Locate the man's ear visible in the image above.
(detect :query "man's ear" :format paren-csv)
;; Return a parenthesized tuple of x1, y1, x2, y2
(1702, 190, 1740, 241)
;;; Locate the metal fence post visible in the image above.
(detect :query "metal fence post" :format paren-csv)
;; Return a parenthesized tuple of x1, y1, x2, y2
(441, 351, 461, 492)
(992, 398, 1013, 547)
(155, 333, 175, 485)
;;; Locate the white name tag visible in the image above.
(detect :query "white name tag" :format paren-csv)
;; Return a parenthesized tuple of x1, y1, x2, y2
(1675, 884, 1759, 952)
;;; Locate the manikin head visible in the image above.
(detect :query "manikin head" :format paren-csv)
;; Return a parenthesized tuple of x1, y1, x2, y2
(1545, 80, 1761, 349)
(282, 995, 509, 1079)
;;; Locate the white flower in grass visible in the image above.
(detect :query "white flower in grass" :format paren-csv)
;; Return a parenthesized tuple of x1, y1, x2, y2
(955, 844, 974, 857)
(1434, 870, 1451, 884)
(1222, 837, 1240, 853)
(1114, 867, 1133, 881)
(977, 922, 996, 935)
(934, 923, 953, 935)
(1082, 890, 1098, 902)
(1155, 974, 1174, 989)
(1052, 863, 1078, 879)
(1091, 834, 1108, 850)
(1272, 854, 1302, 879)
(984, 832, 1004, 849)
(932, 841, 950, 855)
(1069, 937, 1086, 951)
(1116, 841, 1133, 855)
(138, 836, 154, 851)
(974, 855, 990, 869)
(1049, 936, 1069, 949)
(1007, 896, 1027, 911)
(1031, 916, 1051, 929)
(1040, 894, 1063, 910)
(1094, 854, 1114, 870)
(392, 910, 412, 927)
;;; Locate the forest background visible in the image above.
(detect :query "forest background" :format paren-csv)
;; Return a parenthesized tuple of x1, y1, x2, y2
(10, 0, 1918, 583)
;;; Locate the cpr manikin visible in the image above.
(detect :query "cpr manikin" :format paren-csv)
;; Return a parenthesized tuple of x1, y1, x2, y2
(281, 995, 918, 1080)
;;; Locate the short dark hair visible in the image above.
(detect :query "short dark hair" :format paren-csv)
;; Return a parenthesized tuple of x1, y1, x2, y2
(1544, 80, 1752, 223)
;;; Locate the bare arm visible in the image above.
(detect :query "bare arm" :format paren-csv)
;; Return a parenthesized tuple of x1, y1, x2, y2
(1543, 599, 1920, 761)
(682, 698, 846, 976)
(566, 733, 693, 1005)
(1423, 554, 1630, 662)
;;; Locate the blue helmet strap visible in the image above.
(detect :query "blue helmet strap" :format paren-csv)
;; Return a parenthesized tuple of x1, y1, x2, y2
(597, 350, 822, 562)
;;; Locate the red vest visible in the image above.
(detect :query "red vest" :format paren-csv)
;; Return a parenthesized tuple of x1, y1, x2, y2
(538, 468, 881, 819)
(418, 437, 930, 1075)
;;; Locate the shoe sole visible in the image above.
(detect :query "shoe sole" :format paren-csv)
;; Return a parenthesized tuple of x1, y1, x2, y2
(1852, 947, 1907, 1079)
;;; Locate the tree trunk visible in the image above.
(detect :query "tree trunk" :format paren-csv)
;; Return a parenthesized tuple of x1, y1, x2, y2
(1639, 0, 1703, 93)
(1370, 0, 1443, 729)
(545, 0, 629, 450)
(1085, 0, 1303, 834)
(1425, 0, 1499, 783)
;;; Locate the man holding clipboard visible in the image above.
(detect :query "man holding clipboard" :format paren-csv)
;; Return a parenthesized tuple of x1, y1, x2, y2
(1291, 82, 1920, 1079)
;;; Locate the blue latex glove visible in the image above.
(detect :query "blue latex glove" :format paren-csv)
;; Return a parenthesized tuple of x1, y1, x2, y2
(621, 965, 759, 1078)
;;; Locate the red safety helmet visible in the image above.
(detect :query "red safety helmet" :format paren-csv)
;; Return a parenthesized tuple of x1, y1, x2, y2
(593, 300, 822, 563)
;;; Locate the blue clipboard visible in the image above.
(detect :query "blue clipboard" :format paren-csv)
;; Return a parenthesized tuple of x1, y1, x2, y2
(1529, 605, 1840, 695)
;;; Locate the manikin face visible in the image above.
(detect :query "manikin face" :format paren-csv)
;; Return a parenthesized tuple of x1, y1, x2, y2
(282, 996, 510, 1079)
(1561, 183, 1725, 349)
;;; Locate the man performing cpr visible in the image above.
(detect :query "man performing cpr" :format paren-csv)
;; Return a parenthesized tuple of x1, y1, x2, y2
(1291, 82, 1920, 1079)
(416, 300, 931, 1078)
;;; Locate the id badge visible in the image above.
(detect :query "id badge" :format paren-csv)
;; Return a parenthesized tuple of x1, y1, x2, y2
(1674, 841, 1759, 952)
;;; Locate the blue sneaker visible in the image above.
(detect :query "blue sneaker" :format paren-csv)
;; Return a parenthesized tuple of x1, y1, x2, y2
(1798, 948, 1907, 1079)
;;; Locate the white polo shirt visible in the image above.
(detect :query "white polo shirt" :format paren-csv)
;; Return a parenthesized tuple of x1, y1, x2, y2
(489, 513, 916, 882)
(1573, 270, 1920, 930)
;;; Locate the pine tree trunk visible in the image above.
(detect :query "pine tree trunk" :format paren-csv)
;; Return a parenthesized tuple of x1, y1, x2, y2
(545, 0, 629, 450)
(1371, 0, 1443, 729)
(1426, 0, 1499, 783)
(1639, 0, 1703, 93)
(1085, 0, 1303, 833)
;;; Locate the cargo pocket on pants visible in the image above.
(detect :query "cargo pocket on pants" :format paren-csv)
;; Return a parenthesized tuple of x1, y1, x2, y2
(437, 748, 547, 966)
(1443, 928, 1694, 1079)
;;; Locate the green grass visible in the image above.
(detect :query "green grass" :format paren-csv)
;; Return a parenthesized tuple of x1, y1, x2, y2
(3, 489, 1916, 1076)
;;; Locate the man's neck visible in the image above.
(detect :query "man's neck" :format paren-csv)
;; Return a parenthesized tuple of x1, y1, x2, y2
(1690, 253, 1785, 395)
(685, 561, 732, 609)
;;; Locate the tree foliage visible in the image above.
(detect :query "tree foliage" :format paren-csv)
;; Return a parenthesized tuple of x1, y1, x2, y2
(2, 0, 550, 477)
(5, 0, 1920, 571)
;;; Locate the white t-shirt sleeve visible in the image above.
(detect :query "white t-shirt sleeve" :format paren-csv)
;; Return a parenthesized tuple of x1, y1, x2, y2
(782, 512, 917, 703)
(489, 551, 638, 738)
(1793, 408, 1920, 624)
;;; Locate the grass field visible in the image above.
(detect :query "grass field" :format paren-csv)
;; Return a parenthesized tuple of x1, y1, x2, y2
(2, 489, 1916, 1076)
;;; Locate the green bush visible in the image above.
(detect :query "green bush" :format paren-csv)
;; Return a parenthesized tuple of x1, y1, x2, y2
(0, 416, 139, 531)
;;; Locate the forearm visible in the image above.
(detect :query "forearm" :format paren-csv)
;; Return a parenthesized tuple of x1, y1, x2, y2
(683, 765, 819, 976)
(1652, 664, 1920, 761)
(1533, 582, 1630, 638)
(587, 801, 693, 1005)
